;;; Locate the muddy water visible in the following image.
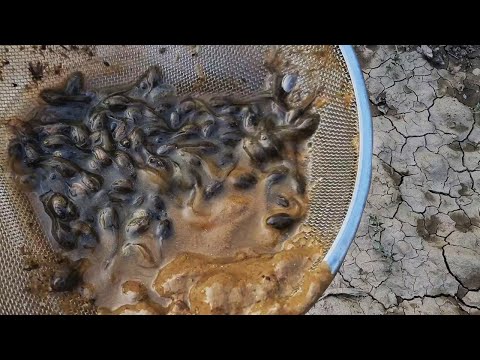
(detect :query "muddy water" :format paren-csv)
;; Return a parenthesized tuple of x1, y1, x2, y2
(8, 62, 333, 314)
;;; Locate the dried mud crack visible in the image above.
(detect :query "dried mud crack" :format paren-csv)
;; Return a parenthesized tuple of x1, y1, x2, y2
(308, 45, 480, 315)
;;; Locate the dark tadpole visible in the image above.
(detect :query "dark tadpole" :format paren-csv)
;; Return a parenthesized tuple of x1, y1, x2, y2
(80, 172, 103, 193)
(71, 220, 98, 249)
(150, 195, 166, 220)
(31, 105, 88, 124)
(8, 118, 36, 140)
(201, 119, 217, 138)
(275, 195, 290, 208)
(40, 156, 81, 178)
(90, 129, 114, 152)
(121, 242, 157, 268)
(242, 109, 259, 133)
(216, 151, 235, 168)
(8, 142, 23, 165)
(98, 207, 119, 230)
(233, 173, 257, 190)
(203, 181, 224, 200)
(155, 219, 173, 241)
(169, 124, 200, 142)
(23, 142, 42, 165)
(120, 138, 131, 148)
(176, 100, 196, 115)
(276, 115, 320, 141)
(110, 179, 134, 194)
(293, 115, 320, 139)
(52, 148, 80, 161)
(18, 174, 38, 189)
(41, 192, 78, 222)
(126, 210, 151, 236)
(219, 130, 243, 147)
(147, 155, 173, 176)
(92, 146, 112, 166)
(111, 120, 128, 141)
(127, 65, 163, 99)
(265, 213, 295, 230)
(51, 264, 81, 292)
(155, 143, 177, 156)
(103, 95, 131, 112)
(64, 72, 84, 95)
(178, 141, 219, 155)
(132, 195, 145, 207)
(294, 172, 306, 195)
(243, 138, 267, 164)
(69, 125, 90, 149)
(257, 132, 281, 158)
(129, 128, 145, 152)
(141, 123, 170, 137)
(88, 111, 107, 132)
(52, 221, 78, 250)
(40, 90, 91, 106)
(113, 151, 136, 178)
(42, 134, 73, 148)
(265, 166, 289, 190)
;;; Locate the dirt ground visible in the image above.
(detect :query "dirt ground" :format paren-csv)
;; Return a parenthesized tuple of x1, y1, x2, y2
(308, 45, 480, 315)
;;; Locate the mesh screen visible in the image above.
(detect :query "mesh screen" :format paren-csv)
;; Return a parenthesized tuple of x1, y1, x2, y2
(0, 45, 358, 314)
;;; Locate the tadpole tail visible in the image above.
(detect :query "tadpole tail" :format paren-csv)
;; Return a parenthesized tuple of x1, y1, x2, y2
(103, 228, 120, 270)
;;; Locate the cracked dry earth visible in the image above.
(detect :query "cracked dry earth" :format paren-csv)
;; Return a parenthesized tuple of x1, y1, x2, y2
(307, 45, 480, 315)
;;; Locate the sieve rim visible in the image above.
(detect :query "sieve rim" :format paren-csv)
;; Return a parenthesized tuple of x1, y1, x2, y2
(324, 45, 373, 274)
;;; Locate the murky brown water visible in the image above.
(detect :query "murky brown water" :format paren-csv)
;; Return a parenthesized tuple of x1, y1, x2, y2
(8, 58, 332, 314)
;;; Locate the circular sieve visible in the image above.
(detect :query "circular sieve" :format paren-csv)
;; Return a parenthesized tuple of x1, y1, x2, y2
(0, 45, 372, 314)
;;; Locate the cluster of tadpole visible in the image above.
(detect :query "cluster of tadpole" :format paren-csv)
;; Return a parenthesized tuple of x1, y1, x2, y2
(8, 64, 319, 292)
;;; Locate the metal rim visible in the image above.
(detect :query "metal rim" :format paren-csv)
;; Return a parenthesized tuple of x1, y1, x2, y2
(324, 45, 373, 273)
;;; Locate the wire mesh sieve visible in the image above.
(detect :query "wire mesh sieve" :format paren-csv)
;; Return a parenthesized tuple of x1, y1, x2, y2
(0, 45, 363, 314)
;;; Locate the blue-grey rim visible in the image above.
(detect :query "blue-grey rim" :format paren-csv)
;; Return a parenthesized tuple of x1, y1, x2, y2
(323, 45, 373, 274)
